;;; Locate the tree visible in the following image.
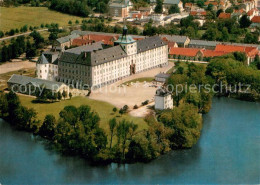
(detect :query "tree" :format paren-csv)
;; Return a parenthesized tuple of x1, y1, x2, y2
(75, 20, 79, 24)
(112, 107, 117, 113)
(26, 41, 36, 58)
(119, 108, 124, 116)
(109, 118, 117, 149)
(216, 9, 224, 17)
(202, 27, 218, 41)
(233, 52, 247, 63)
(207, 4, 214, 11)
(39, 114, 57, 139)
(116, 120, 134, 161)
(29, 31, 44, 49)
(57, 91, 62, 101)
(154, 0, 163, 14)
(48, 32, 58, 41)
(62, 90, 67, 100)
(68, 20, 72, 25)
(0, 31, 4, 38)
(239, 15, 251, 28)
(221, 27, 229, 41)
(168, 4, 180, 14)
(122, 105, 129, 113)
(9, 29, 15, 36)
(244, 33, 257, 44)
(0, 93, 8, 117)
(196, 0, 204, 8)
(69, 92, 72, 99)
(254, 55, 260, 70)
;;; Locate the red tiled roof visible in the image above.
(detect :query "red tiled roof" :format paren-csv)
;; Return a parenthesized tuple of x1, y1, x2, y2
(234, 9, 245, 14)
(251, 16, 260, 23)
(247, 8, 256, 16)
(202, 49, 227, 57)
(215, 44, 259, 57)
(218, 13, 231, 19)
(169, 47, 201, 57)
(132, 13, 143, 19)
(83, 34, 119, 45)
(72, 38, 92, 46)
(190, 11, 207, 16)
(168, 41, 178, 48)
(205, 1, 218, 5)
(185, 3, 193, 7)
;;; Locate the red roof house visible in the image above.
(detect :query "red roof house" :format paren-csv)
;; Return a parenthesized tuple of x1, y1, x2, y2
(218, 13, 231, 19)
(251, 16, 260, 23)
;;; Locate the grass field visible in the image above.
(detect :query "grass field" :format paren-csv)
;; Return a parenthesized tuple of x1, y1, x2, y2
(19, 95, 148, 133)
(0, 6, 84, 31)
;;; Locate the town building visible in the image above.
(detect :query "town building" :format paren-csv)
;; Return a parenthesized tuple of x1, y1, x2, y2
(155, 88, 173, 110)
(155, 73, 170, 83)
(161, 35, 190, 47)
(218, 12, 231, 19)
(251, 15, 260, 27)
(36, 51, 59, 81)
(151, 0, 184, 12)
(53, 33, 80, 51)
(169, 44, 259, 64)
(247, 8, 259, 20)
(7, 74, 68, 95)
(215, 44, 259, 65)
(108, 0, 133, 18)
(188, 39, 220, 50)
(58, 26, 168, 89)
(169, 47, 203, 61)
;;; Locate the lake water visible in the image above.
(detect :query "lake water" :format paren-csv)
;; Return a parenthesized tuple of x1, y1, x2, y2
(0, 98, 259, 184)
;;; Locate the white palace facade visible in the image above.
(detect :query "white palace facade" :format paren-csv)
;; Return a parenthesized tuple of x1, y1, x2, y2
(57, 26, 169, 88)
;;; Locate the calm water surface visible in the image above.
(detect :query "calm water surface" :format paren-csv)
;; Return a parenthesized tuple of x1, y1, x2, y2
(0, 98, 259, 184)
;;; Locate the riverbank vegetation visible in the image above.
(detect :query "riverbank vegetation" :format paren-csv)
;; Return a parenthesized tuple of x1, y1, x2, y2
(0, 91, 202, 163)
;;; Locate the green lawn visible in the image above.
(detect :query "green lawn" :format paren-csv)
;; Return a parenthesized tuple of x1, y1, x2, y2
(0, 6, 84, 31)
(19, 95, 147, 133)
(122, 77, 154, 85)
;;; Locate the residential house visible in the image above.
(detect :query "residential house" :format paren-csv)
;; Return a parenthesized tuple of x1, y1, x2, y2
(218, 12, 231, 19)
(247, 8, 259, 20)
(150, 0, 184, 12)
(109, 0, 133, 18)
(184, 3, 193, 11)
(190, 9, 207, 20)
(161, 35, 190, 47)
(251, 15, 260, 27)
(53, 33, 80, 51)
(155, 88, 173, 110)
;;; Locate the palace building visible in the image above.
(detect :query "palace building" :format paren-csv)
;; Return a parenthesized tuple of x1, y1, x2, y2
(57, 26, 168, 89)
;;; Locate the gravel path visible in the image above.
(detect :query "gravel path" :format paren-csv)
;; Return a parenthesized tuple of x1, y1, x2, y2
(0, 61, 36, 74)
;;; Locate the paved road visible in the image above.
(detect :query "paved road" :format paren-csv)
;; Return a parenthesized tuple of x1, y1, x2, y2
(0, 29, 48, 41)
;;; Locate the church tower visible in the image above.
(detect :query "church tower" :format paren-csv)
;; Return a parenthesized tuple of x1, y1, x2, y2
(114, 25, 137, 56)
